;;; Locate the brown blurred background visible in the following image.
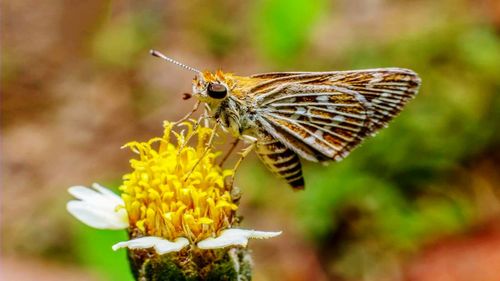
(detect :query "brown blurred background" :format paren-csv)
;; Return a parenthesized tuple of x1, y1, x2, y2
(2, 0, 500, 280)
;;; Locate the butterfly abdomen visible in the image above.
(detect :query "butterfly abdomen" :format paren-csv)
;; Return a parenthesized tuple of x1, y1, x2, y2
(255, 134, 305, 189)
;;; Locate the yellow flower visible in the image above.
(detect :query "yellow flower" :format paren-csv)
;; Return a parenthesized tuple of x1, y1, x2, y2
(120, 120, 237, 242)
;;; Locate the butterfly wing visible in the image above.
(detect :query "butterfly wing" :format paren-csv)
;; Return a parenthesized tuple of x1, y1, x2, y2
(254, 130, 305, 189)
(249, 68, 420, 188)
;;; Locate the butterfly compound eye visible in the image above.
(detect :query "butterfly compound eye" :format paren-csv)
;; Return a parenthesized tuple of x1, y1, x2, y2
(207, 83, 227, 99)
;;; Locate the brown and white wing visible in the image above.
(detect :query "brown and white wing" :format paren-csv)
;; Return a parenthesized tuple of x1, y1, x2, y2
(251, 68, 420, 176)
(254, 130, 305, 189)
(254, 83, 371, 164)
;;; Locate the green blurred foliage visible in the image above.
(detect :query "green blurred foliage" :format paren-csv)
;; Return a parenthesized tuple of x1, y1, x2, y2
(299, 162, 472, 250)
(252, 0, 328, 65)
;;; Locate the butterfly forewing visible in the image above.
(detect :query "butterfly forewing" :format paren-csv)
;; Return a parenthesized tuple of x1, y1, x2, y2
(249, 68, 420, 186)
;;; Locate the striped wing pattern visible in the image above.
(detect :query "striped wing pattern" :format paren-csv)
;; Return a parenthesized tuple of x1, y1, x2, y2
(254, 130, 305, 189)
(250, 68, 420, 189)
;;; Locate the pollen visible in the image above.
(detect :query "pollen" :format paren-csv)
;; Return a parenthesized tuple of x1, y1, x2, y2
(120, 121, 237, 242)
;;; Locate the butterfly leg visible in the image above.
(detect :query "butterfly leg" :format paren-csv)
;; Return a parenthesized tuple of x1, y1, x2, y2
(228, 139, 256, 188)
(183, 121, 219, 182)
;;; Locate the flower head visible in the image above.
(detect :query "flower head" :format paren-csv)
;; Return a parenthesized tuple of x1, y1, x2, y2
(120, 121, 237, 243)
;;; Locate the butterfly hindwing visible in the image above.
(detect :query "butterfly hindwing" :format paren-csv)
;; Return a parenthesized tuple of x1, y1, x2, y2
(254, 131, 305, 189)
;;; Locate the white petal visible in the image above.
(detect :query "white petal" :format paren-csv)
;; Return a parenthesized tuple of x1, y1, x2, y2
(112, 237, 189, 255)
(91, 183, 124, 205)
(66, 184, 128, 230)
(197, 229, 282, 249)
(67, 201, 128, 229)
(68, 183, 123, 206)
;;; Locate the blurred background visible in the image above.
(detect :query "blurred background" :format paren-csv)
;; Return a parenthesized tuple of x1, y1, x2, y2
(2, 0, 500, 280)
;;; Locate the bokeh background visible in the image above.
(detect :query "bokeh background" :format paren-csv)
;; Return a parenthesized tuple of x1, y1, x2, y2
(2, 0, 500, 280)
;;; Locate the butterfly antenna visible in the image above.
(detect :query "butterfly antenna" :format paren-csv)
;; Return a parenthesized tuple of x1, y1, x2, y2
(150, 49, 201, 74)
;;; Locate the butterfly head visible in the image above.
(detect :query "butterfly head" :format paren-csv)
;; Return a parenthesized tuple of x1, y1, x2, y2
(192, 70, 234, 104)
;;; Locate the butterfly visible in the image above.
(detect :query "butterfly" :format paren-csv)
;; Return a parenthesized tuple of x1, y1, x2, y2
(151, 50, 421, 189)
